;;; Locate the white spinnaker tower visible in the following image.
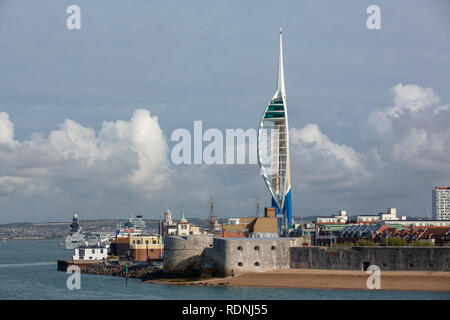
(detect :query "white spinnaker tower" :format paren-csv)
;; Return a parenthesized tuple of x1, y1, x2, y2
(257, 28, 293, 235)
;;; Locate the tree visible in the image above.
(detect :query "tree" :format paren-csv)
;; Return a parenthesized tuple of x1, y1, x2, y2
(380, 236, 407, 246)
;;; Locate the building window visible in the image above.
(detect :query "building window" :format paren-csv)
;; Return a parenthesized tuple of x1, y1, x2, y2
(254, 262, 260, 267)
(237, 246, 242, 251)
(271, 246, 276, 250)
(145, 240, 149, 244)
(137, 240, 141, 245)
(254, 246, 260, 251)
(238, 262, 243, 267)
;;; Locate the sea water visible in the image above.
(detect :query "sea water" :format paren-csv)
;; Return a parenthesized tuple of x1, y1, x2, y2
(0, 240, 448, 300)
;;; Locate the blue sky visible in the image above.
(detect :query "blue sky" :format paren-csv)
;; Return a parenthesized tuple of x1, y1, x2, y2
(0, 0, 449, 222)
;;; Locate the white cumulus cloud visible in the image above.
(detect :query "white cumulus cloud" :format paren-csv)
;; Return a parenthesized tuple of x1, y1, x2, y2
(0, 109, 170, 201)
(367, 83, 450, 172)
(290, 123, 373, 191)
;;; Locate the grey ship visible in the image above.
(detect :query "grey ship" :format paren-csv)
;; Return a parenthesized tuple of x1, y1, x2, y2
(116, 214, 148, 237)
(64, 214, 111, 250)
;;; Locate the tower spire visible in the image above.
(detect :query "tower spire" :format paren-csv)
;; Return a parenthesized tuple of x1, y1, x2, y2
(277, 27, 286, 96)
(181, 204, 187, 222)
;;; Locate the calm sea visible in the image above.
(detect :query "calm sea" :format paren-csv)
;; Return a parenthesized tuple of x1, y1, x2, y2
(0, 240, 448, 300)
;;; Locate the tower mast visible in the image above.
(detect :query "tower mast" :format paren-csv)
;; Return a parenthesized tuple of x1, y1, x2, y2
(210, 194, 215, 234)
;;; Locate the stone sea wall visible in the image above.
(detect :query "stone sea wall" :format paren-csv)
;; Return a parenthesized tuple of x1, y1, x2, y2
(163, 235, 214, 276)
(289, 246, 450, 271)
(163, 236, 450, 276)
(57, 260, 162, 281)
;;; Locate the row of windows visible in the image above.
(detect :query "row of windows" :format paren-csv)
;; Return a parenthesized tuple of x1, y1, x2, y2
(132, 240, 159, 244)
(81, 249, 104, 254)
(237, 245, 277, 251)
(237, 262, 261, 267)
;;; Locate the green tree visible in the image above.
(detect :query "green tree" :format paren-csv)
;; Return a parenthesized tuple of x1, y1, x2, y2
(411, 240, 434, 246)
(356, 239, 376, 246)
(380, 236, 407, 246)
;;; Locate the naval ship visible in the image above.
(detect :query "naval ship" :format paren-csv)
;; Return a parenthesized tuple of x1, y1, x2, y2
(116, 214, 148, 237)
(64, 214, 112, 250)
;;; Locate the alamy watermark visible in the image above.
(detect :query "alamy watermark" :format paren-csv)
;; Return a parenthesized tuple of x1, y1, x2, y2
(367, 5, 381, 30)
(366, 265, 381, 290)
(66, 265, 81, 290)
(66, 5, 81, 30)
(170, 121, 279, 175)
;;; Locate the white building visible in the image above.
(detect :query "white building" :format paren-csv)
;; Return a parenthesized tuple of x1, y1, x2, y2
(378, 208, 406, 221)
(349, 208, 406, 223)
(73, 246, 107, 261)
(350, 215, 380, 223)
(379, 220, 450, 227)
(164, 209, 173, 225)
(227, 218, 241, 225)
(316, 210, 348, 224)
(433, 187, 450, 220)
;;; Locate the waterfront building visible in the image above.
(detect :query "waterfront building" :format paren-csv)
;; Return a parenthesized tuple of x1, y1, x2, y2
(175, 208, 204, 236)
(220, 209, 277, 238)
(246, 209, 278, 238)
(110, 236, 130, 258)
(221, 217, 255, 238)
(432, 187, 450, 220)
(129, 235, 163, 261)
(177, 221, 189, 236)
(73, 246, 107, 261)
(257, 28, 293, 234)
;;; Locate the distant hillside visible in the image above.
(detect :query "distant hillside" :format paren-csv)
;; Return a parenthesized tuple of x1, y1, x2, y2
(0, 217, 218, 240)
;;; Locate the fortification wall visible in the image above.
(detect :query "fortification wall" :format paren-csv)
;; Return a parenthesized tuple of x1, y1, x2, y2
(163, 235, 213, 276)
(163, 236, 450, 276)
(290, 246, 450, 271)
(204, 238, 304, 276)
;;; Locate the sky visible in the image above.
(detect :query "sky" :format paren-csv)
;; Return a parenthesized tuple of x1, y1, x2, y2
(0, 0, 449, 223)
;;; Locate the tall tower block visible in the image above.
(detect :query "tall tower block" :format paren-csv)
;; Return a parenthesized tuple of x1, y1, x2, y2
(257, 28, 293, 234)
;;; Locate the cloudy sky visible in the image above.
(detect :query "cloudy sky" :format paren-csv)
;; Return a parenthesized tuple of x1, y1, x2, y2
(0, 0, 449, 223)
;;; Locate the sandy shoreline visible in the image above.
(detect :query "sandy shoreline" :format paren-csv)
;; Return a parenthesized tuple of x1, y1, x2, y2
(146, 269, 450, 292)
